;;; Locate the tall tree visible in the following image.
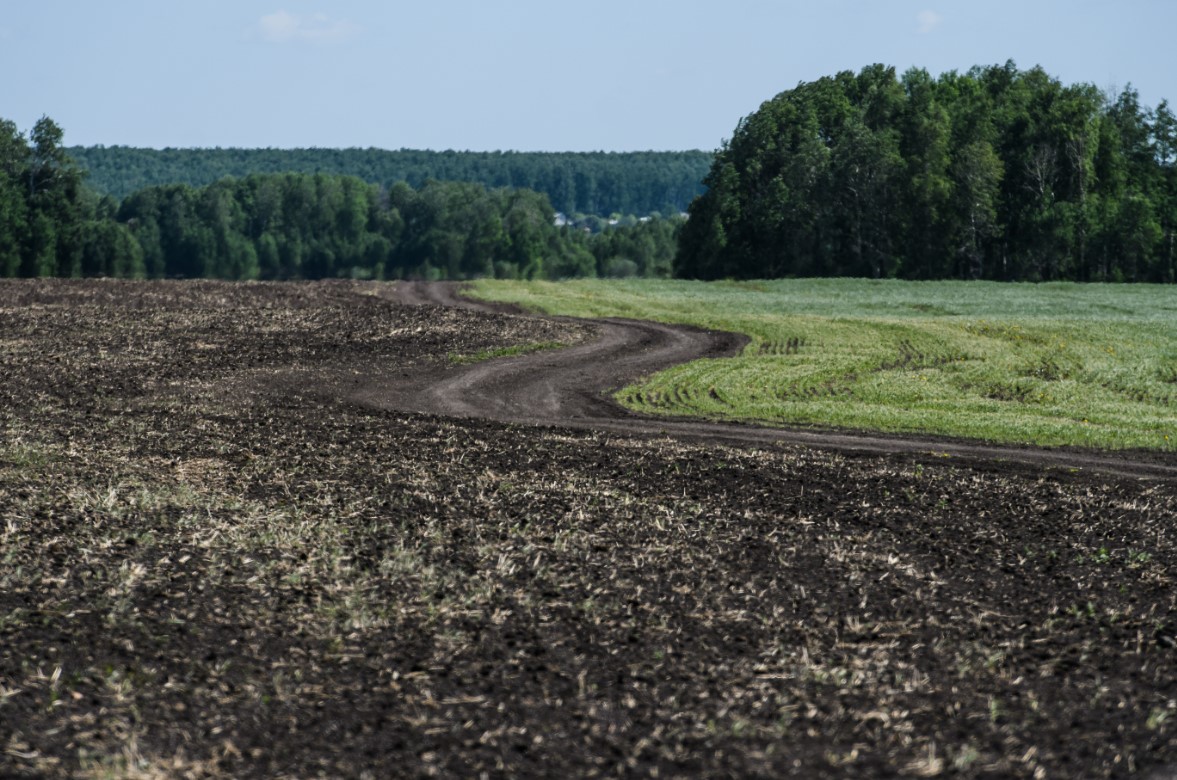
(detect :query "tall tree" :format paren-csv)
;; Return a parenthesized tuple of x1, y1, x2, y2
(1152, 100, 1177, 280)
(952, 141, 1003, 278)
(0, 120, 29, 276)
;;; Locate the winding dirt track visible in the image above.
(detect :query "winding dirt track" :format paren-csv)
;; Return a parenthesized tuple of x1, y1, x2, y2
(374, 281, 1177, 482)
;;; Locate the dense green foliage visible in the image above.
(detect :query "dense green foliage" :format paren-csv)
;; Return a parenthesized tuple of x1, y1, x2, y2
(10, 62, 1177, 286)
(679, 62, 1177, 282)
(68, 147, 712, 217)
(115, 175, 681, 281)
(0, 117, 144, 278)
(471, 278, 1177, 450)
(3, 117, 682, 281)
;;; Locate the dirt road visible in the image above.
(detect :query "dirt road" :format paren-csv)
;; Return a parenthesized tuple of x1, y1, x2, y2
(381, 281, 745, 421)
(375, 281, 1177, 482)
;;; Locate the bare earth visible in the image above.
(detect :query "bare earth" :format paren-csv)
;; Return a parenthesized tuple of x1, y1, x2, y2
(1, 278, 1175, 779)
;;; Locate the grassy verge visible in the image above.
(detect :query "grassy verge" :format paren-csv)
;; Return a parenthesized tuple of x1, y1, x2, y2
(468, 278, 1177, 451)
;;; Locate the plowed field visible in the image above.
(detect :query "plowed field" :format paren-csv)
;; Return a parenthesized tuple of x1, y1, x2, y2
(2, 279, 1176, 778)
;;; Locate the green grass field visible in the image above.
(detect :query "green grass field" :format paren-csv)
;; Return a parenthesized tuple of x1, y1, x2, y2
(469, 278, 1177, 451)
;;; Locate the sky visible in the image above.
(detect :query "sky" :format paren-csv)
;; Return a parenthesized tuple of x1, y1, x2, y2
(3, 1, 1175, 152)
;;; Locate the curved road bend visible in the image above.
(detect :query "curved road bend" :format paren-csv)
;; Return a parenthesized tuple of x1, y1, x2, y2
(366, 281, 1177, 483)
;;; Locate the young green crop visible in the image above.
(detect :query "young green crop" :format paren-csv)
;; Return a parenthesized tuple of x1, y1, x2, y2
(468, 278, 1177, 451)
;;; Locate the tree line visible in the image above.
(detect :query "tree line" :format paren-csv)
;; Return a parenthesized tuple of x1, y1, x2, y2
(678, 62, 1177, 282)
(115, 175, 684, 281)
(1, 117, 682, 281)
(9, 63, 1177, 286)
(68, 146, 712, 218)
(1, 117, 142, 279)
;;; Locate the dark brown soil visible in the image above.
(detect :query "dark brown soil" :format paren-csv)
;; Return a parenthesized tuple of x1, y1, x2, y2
(352, 281, 748, 423)
(2, 278, 1176, 779)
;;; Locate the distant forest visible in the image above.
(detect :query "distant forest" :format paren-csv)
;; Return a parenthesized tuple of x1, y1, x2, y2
(68, 147, 714, 218)
(1, 116, 680, 281)
(679, 62, 1177, 282)
(115, 175, 680, 281)
(5, 62, 1176, 284)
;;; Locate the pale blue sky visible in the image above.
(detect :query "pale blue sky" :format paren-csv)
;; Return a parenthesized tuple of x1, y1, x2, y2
(3, 1, 1174, 151)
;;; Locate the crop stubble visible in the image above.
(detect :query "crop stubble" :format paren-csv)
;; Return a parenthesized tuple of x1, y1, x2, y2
(1, 279, 1176, 778)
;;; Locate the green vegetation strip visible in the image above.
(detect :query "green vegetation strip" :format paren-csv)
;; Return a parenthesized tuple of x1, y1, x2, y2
(469, 278, 1177, 451)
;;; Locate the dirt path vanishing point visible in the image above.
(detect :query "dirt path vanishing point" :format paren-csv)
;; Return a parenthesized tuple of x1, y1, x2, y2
(366, 281, 1177, 482)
